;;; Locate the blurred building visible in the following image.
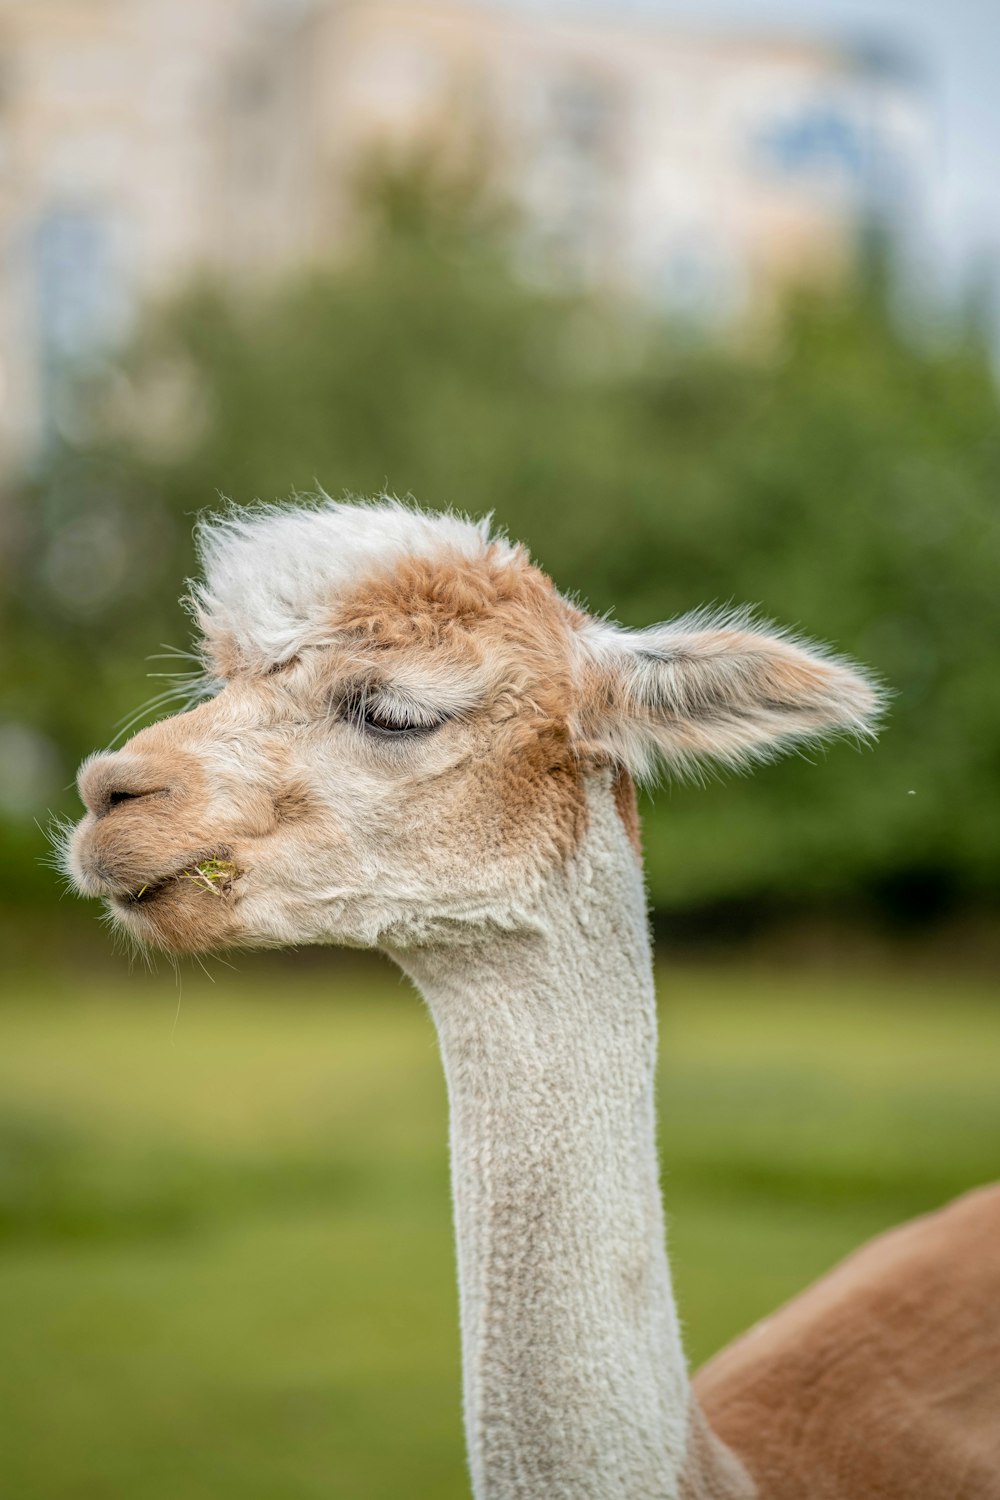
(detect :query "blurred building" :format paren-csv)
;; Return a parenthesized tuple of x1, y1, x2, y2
(0, 0, 926, 468)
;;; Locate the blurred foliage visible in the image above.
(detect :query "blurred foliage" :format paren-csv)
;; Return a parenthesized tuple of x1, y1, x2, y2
(3, 165, 999, 918)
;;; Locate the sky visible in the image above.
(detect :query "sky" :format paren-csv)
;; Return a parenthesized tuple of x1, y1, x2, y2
(670, 0, 1000, 289)
(577, 0, 1000, 294)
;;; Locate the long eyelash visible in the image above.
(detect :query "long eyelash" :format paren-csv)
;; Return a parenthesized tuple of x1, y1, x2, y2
(337, 683, 445, 736)
(339, 684, 374, 731)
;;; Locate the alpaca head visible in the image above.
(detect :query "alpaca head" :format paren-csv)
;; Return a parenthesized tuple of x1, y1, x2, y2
(68, 499, 880, 953)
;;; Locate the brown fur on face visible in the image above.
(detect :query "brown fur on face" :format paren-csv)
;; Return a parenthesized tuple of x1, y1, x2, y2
(325, 546, 655, 868)
(72, 762, 244, 954)
(331, 545, 580, 722)
(71, 698, 302, 952)
(328, 546, 594, 858)
(270, 780, 318, 825)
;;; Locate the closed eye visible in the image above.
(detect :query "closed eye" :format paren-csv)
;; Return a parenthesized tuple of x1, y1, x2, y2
(340, 689, 447, 740)
(360, 703, 438, 737)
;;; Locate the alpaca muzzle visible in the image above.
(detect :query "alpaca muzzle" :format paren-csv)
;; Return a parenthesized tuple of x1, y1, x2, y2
(69, 745, 244, 950)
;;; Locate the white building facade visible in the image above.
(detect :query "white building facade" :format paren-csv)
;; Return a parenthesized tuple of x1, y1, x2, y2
(0, 0, 927, 467)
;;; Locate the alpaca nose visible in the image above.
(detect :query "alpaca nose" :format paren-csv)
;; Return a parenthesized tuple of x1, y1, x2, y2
(78, 753, 172, 819)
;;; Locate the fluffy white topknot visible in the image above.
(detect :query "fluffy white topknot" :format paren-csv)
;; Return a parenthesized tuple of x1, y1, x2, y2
(191, 496, 512, 669)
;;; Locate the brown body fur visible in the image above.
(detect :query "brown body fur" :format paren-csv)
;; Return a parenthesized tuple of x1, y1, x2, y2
(695, 1184, 1000, 1498)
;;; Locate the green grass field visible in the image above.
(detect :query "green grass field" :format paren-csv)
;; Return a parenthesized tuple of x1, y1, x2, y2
(1, 954, 997, 1500)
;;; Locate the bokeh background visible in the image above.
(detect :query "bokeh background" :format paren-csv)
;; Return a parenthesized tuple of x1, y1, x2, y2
(1, 2, 998, 1497)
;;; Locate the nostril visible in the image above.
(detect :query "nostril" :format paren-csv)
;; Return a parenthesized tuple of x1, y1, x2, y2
(108, 790, 140, 808)
(98, 784, 168, 817)
(78, 753, 172, 818)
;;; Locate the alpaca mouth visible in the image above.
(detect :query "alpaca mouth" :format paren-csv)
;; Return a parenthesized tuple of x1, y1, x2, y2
(111, 852, 240, 909)
(121, 876, 173, 907)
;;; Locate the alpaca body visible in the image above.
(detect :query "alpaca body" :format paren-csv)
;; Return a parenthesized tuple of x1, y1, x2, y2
(697, 1181, 1000, 1500)
(64, 498, 997, 1500)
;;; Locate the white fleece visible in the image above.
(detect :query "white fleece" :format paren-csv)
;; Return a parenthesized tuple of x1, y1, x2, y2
(192, 496, 510, 670)
(395, 776, 692, 1499)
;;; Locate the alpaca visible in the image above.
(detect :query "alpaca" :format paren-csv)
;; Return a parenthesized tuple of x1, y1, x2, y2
(68, 499, 1000, 1499)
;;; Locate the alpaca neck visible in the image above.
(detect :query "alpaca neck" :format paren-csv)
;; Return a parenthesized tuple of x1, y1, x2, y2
(397, 776, 723, 1499)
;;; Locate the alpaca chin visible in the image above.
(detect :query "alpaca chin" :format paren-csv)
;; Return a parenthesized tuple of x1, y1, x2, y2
(103, 881, 242, 954)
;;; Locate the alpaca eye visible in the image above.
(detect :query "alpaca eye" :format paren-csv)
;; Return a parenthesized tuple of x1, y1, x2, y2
(360, 704, 425, 737)
(340, 690, 442, 740)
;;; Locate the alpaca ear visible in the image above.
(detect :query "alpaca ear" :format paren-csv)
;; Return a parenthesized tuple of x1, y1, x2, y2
(578, 609, 883, 780)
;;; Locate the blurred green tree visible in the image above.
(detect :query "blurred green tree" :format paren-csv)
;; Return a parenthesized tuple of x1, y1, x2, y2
(4, 163, 999, 921)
